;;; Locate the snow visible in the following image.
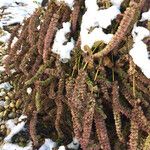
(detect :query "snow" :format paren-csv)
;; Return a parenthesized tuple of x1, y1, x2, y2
(110, 0, 124, 7)
(58, 146, 66, 150)
(0, 0, 42, 49)
(52, 22, 75, 63)
(140, 9, 150, 21)
(0, 142, 32, 150)
(67, 137, 79, 150)
(11, 37, 18, 48)
(0, 0, 42, 27)
(27, 87, 32, 95)
(4, 115, 27, 142)
(0, 66, 5, 73)
(39, 139, 57, 150)
(18, 115, 27, 121)
(80, 0, 121, 49)
(0, 115, 32, 150)
(39, 137, 79, 150)
(81, 27, 113, 49)
(129, 25, 150, 78)
(0, 82, 12, 91)
(132, 26, 150, 42)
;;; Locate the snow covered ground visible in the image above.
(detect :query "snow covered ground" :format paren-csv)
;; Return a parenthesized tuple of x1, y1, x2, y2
(0, 0, 42, 43)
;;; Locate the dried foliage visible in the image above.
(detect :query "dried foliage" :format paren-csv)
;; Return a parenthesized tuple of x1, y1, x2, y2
(1, 0, 150, 149)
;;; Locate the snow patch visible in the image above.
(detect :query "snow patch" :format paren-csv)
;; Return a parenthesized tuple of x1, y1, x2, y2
(58, 146, 66, 150)
(27, 87, 32, 95)
(132, 26, 150, 42)
(129, 25, 150, 78)
(67, 137, 79, 150)
(0, 82, 12, 91)
(140, 9, 150, 21)
(0, 0, 41, 27)
(39, 139, 57, 150)
(52, 22, 75, 63)
(4, 115, 27, 142)
(80, 0, 121, 49)
(0, 66, 5, 73)
(0, 142, 32, 150)
(18, 115, 27, 121)
(110, 0, 124, 7)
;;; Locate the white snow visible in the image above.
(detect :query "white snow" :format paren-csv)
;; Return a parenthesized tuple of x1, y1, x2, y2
(140, 9, 150, 21)
(129, 25, 150, 78)
(39, 137, 79, 150)
(0, 142, 32, 150)
(0, 0, 41, 27)
(0, 66, 5, 73)
(58, 146, 66, 150)
(18, 115, 27, 121)
(27, 87, 32, 95)
(132, 26, 150, 42)
(110, 0, 124, 7)
(52, 22, 75, 63)
(0, 82, 12, 91)
(4, 115, 27, 142)
(0, 115, 32, 150)
(67, 137, 79, 150)
(10, 37, 18, 48)
(39, 139, 57, 150)
(80, 0, 121, 49)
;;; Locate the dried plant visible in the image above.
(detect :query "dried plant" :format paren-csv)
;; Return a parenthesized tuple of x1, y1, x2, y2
(1, 0, 150, 149)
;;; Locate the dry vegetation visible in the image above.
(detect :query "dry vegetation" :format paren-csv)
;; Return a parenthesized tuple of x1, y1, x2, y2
(1, 0, 150, 149)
